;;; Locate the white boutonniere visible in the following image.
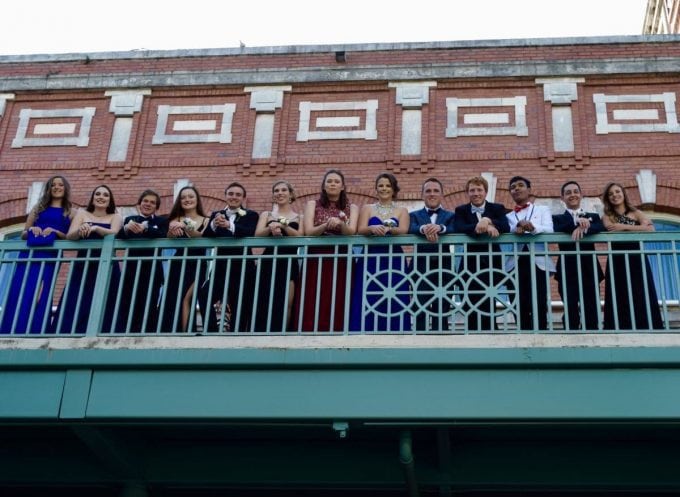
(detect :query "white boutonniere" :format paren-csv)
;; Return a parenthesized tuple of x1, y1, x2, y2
(235, 208, 247, 217)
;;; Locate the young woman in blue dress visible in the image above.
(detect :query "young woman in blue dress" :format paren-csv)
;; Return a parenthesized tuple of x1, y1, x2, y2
(350, 173, 410, 332)
(0, 175, 73, 334)
(52, 185, 123, 334)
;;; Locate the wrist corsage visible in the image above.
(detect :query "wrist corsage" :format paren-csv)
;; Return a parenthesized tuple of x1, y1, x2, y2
(182, 217, 197, 232)
(383, 218, 397, 228)
(277, 216, 289, 227)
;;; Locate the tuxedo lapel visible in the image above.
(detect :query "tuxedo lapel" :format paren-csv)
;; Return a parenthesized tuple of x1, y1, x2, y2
(417, 208, 431, 224)
(438, 209, 453, 225)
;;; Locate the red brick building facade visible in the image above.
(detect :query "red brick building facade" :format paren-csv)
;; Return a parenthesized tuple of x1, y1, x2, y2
(1, 35, 679, 225)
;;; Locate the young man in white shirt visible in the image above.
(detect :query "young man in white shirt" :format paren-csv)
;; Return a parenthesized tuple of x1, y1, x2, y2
(506, 176, 555, 330)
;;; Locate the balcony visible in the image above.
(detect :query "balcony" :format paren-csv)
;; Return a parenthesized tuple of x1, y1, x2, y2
(1, 233, 680, 496)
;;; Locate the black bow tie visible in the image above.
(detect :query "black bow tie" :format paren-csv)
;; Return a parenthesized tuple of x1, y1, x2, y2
(427, 209, 440, 216)
(138, 215, 152, 223)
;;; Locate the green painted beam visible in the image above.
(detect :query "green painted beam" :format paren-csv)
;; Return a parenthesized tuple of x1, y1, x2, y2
(80, 368, 680, 420)
(0, 372, 65, 417)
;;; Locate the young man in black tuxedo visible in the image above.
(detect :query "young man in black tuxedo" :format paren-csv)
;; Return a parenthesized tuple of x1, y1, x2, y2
(454, 176, 510, 331)
(117, 189, 169, 333)
(198, 182, 258, 332)
(552, 180, 604, 331)
(408, 178, 456, 331)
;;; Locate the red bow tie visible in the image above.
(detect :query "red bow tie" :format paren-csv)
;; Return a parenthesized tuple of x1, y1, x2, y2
(513, 204, 529, 213)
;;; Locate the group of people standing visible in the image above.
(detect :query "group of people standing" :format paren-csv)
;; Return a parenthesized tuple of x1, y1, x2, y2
(0, 170, 665, 334)
(509, 176, 663, 332)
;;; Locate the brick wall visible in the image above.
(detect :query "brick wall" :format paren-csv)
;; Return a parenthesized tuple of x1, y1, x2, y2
(1, 36, 679, 223)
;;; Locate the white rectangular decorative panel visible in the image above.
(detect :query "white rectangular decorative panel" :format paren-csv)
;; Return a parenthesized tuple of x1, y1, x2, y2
(401, 109, 421, 155)
(551, 106, 574, 152)
(315, 116, 361, 128)
(12, 107, 95, 148)
(612, 109, 660, 121)
(153, 104, 236, 144)
(463, 113, 510, 125)
(297, 100, 378, 141)
(33, 123, 78, 135)
(594, 92, 679, 134)
(252, 114, 275, 159)
(446, 97, 528, 137)
(172, 120, 218, 132)
(108, 118, 133, 162)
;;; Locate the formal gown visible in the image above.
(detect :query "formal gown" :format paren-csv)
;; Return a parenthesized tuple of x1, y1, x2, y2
(159, 221, 208, 333)
(51, 223, 121, 334)
(603, 214, 664, 330)
(0, 207, 70, 334)
(254, 217, 300, 332)
(349, 216, 411, 332)
(299, 202, 352, 332)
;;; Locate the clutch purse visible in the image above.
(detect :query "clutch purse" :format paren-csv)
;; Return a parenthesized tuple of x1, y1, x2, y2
(26, 231, 57, 247)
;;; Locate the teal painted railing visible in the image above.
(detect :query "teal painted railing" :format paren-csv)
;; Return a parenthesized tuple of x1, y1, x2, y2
(0, 232, 678, 335)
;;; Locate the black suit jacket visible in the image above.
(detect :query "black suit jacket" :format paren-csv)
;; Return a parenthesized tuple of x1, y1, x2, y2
(203, 208, 258, 252)
(116, 214, 169, 331)
(117, 214, 169, 259)
(454, 202, 509, 251)
(203, 208, 259, 282)
(552, 210, 604, 284)
(118, 214, 169, 242)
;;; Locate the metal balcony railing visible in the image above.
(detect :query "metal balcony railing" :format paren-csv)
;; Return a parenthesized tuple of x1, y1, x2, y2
(0, 233, 678, 336)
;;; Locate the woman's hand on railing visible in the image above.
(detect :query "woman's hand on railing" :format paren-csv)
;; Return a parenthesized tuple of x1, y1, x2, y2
(168, 221, 185, 238)
(77, 223, 92, 239)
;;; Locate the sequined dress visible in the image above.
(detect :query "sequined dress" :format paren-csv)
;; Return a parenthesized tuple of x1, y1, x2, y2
(299, 202, 351, 332)
(603, 213, 663, 330)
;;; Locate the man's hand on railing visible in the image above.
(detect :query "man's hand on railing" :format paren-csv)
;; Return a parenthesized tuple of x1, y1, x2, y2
(213, 212, 230, 230)
(571, 221, 591, 241)
(124, 220, 147, 235)
(515, 220, 535, 234)
(475, 218, 500, 238)
(421, 223, 442, 242)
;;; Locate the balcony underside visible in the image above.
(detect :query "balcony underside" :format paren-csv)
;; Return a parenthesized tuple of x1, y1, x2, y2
(3, 421, 680, 496)
(3, 336, 680, 495)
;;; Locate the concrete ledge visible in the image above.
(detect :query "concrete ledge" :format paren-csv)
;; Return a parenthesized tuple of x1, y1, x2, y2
(2, 34, 679, 63)
(3, 333, 680, 350)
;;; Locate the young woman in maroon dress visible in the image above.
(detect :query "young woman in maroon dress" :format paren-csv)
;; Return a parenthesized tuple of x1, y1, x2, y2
(299, 170, 358, 332)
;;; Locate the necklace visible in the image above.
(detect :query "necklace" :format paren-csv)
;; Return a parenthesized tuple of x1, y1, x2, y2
(374, 202, 394, 219)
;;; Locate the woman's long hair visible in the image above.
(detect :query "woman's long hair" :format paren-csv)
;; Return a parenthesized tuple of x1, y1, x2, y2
(602, 182, 635, 220)
(33, 175, 72, 216)
(319, 169, 348, 210)
(169, 185, 206, 220)
(86, 184, 117, 214)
